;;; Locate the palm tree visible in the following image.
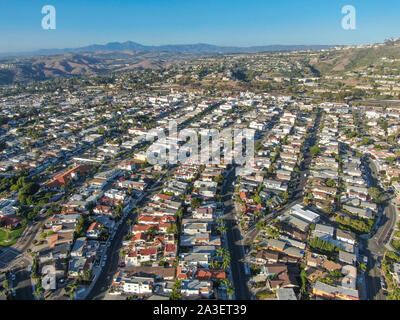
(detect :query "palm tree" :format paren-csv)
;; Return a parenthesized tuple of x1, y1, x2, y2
(216, 247, 226, 258)
(34, 279, 43, 299)
(220, 278, 229, 287)
(210, 259, 220, 270)
(217, 225, 227, 235)
(222, 255, 231, 270)
(126, 219, 133, 227)
(119, 248, 127, 257)
(66, 280, 78, 300)
(226, 285, 235, 299)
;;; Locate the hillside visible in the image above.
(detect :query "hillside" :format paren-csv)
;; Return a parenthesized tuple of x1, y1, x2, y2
(1, 40, 400, 85)
(310, 39, 400, 75)
(0, 51, 200, 85)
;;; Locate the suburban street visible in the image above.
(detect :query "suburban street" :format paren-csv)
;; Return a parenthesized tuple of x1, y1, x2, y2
(243, 109, 322, 245)
(222, 167, 251, 300)
(220, 109, 322, 299)
(1, 18, 400, 304)
(13, 265, 35, 300)
(86, 169, 172, 300)
(362, 158, 397, 300)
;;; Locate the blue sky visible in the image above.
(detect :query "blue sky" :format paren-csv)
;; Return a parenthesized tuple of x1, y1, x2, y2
(0, 0, 399, 53)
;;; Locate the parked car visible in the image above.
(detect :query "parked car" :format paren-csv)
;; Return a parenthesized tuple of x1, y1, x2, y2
(380, 276, 387, 290)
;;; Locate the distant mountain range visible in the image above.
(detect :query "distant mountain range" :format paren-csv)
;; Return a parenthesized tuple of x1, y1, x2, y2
(0, 41, 336, 57)
(2, 39, 400, 85)
(0, 50, 199, 85)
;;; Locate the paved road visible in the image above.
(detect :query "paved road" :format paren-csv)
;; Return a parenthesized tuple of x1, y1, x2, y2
(4, 210, 55, 300)
(222, 108, 322, 300)
(348, 109, 389, 300)
(222, 167, 251, 300)
(13, 264, 34, 300)
(15, 214, 49, 253)
(87, 215, 132, 300)
(78, 103, 222, 300)
(361, 156, 396, 300)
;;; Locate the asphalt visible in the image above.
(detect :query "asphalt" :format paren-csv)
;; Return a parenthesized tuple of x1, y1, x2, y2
(361, 158, 397, 300)
(219, 109, 322, 299)
(222, 167, 251, 300)
(13, 265, 35, 300)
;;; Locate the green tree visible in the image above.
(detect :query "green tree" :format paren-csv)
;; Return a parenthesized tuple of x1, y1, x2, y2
(326, 179, 336, 188)
(66, 280, 78, 300)
(190, 197, 201, 209)
(217, 224, 227, 235)
(169, 280, 182, 300)
(386, 157, 395, 165)
(175, 208, 184, 219)
(226, 285, 235, 299)
(310, 146, 321, 157)
(126, 219, 133, 227)
(81, 269, 92, 282)
(214, 175, 225, 185)
(147, 226, 158, 238)
(2, 280, 9, 290)
(253, 194, 262, 204)
(167, 224, 179, 236)
(368, 187, 381, 202)
(35, 279, 43, 299)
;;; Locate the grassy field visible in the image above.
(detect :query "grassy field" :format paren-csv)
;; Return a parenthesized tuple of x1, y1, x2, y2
(0, 227, 25, 247)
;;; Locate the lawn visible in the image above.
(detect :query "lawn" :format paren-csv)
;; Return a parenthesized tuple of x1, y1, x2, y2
(0, 227, 25, 247)
(256, 290, 276, 300)
(390, 239, 400, 252)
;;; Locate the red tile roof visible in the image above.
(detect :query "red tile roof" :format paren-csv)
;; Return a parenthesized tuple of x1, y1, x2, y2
(139, 247, 157, 256)
(46, 165, 92, 188)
